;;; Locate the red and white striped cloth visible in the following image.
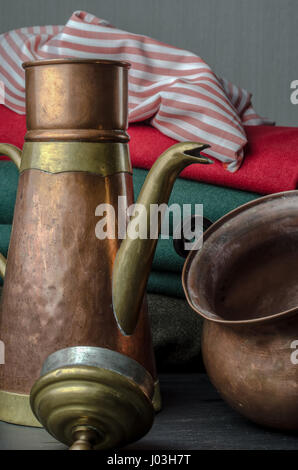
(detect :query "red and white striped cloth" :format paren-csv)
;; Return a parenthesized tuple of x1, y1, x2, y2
(0, 10, 270, 171)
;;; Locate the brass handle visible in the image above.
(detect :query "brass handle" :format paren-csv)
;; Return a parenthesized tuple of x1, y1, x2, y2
(0, 144, 22, 279)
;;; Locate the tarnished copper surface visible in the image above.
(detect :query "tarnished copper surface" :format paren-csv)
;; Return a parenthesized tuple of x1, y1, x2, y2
(202, 316, 298, 430)
(0, 170, 156, 394)
(182, 191, 298, 430)
(23, 59, 130, 142)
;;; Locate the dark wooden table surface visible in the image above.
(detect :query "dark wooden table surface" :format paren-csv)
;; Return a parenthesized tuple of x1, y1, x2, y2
(0, 373, 297, 450)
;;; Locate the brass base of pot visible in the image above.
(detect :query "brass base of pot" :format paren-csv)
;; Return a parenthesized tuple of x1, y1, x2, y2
(0, 380, 160, 428)
(30, 365, 154, 450)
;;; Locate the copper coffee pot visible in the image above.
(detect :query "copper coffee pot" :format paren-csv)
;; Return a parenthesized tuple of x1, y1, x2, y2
(0, 59, 211, 447)
(180, 193, 298, 430)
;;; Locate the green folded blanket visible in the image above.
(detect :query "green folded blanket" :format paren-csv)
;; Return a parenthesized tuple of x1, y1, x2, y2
(148, 270, 183, 298)
(0, 224, 10, 257)
(0, 161, 18, 224)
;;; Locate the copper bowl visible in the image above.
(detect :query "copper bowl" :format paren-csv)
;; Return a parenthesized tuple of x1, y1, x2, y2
(182, 191, 298, 430)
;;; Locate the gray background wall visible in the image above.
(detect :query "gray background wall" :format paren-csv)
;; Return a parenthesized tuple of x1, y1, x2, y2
(0, 0, 297, 125)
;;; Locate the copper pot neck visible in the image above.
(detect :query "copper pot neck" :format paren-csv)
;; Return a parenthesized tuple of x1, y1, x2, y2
(23, 59, 130, 143)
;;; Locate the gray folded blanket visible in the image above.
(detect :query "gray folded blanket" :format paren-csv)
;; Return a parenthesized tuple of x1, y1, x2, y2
(148, 293, 203, 372)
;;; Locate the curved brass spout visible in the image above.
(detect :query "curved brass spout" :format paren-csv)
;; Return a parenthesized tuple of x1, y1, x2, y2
(112, 142, 212, 335)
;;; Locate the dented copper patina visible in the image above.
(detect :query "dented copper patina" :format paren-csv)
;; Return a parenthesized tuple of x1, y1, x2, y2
(0, 58, 211, 440)
(182, 191, 298, 430)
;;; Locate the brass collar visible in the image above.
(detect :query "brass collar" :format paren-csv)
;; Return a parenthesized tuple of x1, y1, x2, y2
(20, 142, 132, 176)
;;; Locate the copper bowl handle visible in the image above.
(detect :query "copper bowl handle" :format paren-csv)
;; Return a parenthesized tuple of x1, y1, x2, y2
(173, 214, 213, 258)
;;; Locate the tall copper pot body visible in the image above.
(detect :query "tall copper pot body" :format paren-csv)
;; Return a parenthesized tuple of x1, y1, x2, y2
(0, 59, 211, 428)
(0, 60, 157, 426)
(182, 191, 298, 430)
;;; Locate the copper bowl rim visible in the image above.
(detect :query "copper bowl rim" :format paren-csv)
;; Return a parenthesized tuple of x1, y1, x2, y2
(22, 58, 131, 69)
(182, 189, 298, 326)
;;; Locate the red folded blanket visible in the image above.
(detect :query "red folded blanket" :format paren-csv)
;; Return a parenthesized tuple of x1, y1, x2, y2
(129, 125, 298, 195)
(0, 104, 297, 195)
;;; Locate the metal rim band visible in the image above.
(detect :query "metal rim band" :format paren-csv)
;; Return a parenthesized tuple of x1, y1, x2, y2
(41, 346, 154, 400)
(20, 142, 132, 176)
(23, 58, 131, 68)
(24, 129, 130, 143)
